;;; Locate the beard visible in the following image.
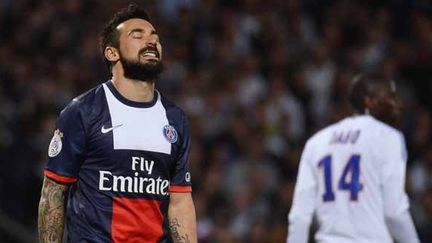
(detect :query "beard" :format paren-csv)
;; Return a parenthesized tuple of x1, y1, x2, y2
(120, 53, 164, 82)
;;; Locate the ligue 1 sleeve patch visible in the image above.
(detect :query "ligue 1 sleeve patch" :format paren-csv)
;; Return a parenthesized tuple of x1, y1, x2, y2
(162, 125, 178, 143)
(48, 129, 63, 157)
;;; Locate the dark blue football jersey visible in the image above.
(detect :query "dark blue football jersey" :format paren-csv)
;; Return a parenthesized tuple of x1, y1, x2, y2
(45, 80, 192, 243)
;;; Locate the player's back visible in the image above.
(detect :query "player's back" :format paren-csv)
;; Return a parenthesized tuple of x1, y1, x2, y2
(304, 115, 406, 243)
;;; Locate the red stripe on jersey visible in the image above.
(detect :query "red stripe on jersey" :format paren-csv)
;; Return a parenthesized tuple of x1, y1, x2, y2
(44, 170, 78, 184)
(169, 185, 192, 192)
(112, 198, 163, 243)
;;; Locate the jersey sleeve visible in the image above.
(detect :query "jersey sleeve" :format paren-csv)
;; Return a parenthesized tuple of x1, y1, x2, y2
(381, 131, 409, 215)
(287, 140, 317, 243)
(380, 131, 420, 242)
(386, 210, 420, 243)
(45, 100, 86, 184)
(169, 113, 192, 193)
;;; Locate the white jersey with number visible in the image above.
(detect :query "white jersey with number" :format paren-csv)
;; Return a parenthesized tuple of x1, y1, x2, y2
(288, 115, 417, 243)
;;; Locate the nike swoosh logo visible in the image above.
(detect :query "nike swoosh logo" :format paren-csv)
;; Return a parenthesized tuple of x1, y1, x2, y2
(101, 124, 123, 134)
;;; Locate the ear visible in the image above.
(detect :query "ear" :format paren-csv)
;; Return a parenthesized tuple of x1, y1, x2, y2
(104, 47, 120, 62)
(364, 96, 377, 112)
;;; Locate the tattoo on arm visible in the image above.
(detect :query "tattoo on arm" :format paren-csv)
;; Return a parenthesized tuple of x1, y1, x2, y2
(38, 177, 70, 243)
(169, 218, 190, 243)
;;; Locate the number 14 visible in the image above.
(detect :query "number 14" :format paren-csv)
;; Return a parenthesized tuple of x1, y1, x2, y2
(318, 155, 363, 202)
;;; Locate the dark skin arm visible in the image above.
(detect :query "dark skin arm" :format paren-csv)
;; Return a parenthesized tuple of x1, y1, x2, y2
(38, 176, 70, 243)
(168, 192, 197, 243)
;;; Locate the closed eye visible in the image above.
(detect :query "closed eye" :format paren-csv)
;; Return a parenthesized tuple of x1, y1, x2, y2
(128, 29, 144, 39)
(131, 33, 143, 39)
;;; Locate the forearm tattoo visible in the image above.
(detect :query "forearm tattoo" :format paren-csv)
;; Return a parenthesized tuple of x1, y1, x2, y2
(38, 178, 69, 243)
(169, 218, 190, 243)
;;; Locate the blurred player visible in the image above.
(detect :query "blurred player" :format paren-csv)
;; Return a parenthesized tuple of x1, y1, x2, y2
(287, 74, 420, 243)
(38, 4, 197, 243)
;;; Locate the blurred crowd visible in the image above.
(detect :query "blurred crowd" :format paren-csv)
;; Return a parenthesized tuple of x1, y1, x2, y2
(1, 0, 432, 242)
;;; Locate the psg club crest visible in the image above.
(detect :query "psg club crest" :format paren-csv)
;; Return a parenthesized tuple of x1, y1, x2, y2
(48, 129, 63, 157)
(163, 125, 178, 143)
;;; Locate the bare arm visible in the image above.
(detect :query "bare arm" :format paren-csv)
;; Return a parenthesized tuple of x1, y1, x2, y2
(168, 192, 197, 243)
(38, 176, 70, 243)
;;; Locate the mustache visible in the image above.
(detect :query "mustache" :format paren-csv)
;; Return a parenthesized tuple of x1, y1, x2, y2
(139, 46, 160, 58)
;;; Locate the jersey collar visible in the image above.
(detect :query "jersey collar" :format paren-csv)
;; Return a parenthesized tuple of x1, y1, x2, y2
(105, 80, 159, 108)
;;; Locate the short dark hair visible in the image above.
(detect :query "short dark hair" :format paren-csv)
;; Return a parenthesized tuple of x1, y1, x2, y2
(348, 73, 391, 113)
(99, 3, 151, 71)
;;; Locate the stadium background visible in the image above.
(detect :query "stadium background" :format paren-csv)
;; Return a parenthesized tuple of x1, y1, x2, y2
(0, 0, 432, 242)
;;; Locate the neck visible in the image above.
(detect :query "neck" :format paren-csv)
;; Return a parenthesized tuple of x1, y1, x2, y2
(111, 70, 155, 103)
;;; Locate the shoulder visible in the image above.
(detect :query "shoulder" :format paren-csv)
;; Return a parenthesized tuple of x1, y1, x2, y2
(58, 84, 107, 132)
(306, 121, 341, 147)
(356, 116, 406, 159)
(60, 84, 105, 117)
(158, 94, 191, 142)
(66, 84, 105, 110)
(365, 116, 404, 141)
(360, 117, 408, 163)
(159, 93, 188, 124)
(369, 118, 406, 156)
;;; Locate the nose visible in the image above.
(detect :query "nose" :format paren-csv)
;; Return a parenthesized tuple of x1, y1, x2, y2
(147, 35, 158, 45)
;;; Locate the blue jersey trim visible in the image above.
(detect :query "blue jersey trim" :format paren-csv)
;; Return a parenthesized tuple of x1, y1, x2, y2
(106, 80, 158, 108)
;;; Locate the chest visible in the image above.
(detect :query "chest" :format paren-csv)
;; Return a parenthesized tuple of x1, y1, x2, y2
(82, 98, 181, 180)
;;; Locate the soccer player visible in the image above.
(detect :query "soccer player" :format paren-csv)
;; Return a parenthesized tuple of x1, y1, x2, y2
(38, 4, 197, 243)
(287, 74, 420, 243)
